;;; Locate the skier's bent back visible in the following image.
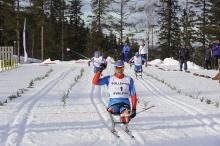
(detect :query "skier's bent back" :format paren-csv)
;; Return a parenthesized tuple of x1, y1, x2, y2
(92, 60, 137, 124)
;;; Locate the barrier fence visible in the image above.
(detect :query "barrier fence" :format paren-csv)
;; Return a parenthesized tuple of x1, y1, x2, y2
(0, 46, 18, 71)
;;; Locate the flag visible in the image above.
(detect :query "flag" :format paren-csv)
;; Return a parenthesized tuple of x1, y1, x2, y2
(23, 18, 28, 63)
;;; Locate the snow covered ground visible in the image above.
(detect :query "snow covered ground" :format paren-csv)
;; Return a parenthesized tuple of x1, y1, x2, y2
(0, 58, 220, 146)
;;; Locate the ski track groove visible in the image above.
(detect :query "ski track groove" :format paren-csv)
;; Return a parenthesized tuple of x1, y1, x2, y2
(124, 69, 166, 145)
(145, 76, 220, 135)
(3, 64, 219, 145)
(137, 69, 220, 140)
(89, 85, 122, 146)
(3, 67, 77, 146)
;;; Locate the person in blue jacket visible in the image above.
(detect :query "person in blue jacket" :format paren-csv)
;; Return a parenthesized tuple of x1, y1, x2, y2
(122, 43, 130, 62)
(211, 39, 220, 81)
(92, 60, 137, 124)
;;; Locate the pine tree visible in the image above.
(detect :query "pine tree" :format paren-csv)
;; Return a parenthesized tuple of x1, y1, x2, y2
(156, 0, 181, 59)
(31, 0, 45, 60)
(91, 0, 110, 31)
(69, 0, 82, 46)
(87, 0, 110, 55)
(107, 0, 131, 49)
(205, 0, 220, 38)
(190, 0, 212, 47)
(67, 0, 86, 60)
(43, 0, 66, 60)
(0, 0, 17, 45)
(180, 0, 197, 48)
(186, 0, 213, 65)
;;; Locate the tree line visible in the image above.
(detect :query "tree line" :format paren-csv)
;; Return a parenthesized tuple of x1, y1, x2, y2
(0, 0, 139, 61)
(1, 0, 220, 65)
(156, 0, 220, 65)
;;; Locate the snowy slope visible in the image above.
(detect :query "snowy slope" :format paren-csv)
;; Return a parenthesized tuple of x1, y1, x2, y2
(0, 59, 220, 146)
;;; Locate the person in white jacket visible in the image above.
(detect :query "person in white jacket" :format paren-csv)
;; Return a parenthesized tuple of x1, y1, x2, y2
(138, 40, 148, 67)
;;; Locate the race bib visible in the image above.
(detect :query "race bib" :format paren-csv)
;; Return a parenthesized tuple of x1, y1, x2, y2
(134, 56, 142, 65)
(93, 57, 103, 67)
(108, 76, 130, 99)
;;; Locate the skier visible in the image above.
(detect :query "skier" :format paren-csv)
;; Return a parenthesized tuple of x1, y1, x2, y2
(92, 60, 137, 124)
(128, 52, 144, 78)
(88, 51, 106, 73)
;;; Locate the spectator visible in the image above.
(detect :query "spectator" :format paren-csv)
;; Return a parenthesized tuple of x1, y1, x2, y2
(211, 39, 220, 82)
(122, 43, 130, 62)
(211, 39, 220, 69)
(179, 46, 189, 71)
(138, 39, 148, 67)
(204, 44, 212, 70)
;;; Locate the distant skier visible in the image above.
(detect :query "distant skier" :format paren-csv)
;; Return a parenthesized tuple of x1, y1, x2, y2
(128, 52, 144, 77)
(88, 51, 106, 73)
(92, 60, 137, 124)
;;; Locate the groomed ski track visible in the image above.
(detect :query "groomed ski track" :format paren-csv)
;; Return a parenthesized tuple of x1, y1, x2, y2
(0, 63, 220, 146)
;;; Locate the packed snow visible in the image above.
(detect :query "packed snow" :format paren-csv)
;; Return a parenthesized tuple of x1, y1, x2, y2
(0, 58, 220, 146)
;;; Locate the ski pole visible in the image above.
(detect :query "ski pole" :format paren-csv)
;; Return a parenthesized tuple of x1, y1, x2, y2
(136, 105, 155, 115)
(67, 49, 90, 59)
(130, 105, 155, 117)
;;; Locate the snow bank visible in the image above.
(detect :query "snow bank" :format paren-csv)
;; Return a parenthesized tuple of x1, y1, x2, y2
(187, 61, 202, 69)
(150, 59, 163, 65)
(150, 58, 202, 70)
(42, 58, 57, 64)
(163, 58, 179, 66)
(19, 55, 41, 63)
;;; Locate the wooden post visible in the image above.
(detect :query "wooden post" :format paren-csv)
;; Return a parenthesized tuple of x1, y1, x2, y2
(0, 46, 14, 71)
(6, 47, 9, 70)
(2, 47, 5, 70)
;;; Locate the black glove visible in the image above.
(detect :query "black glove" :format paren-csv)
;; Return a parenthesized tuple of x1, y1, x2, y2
(99, 63, 107, 72)
(130, 109, 136, 119)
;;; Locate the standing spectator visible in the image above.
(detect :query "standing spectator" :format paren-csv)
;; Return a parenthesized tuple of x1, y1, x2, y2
(179, 46, 189, 71)
(211, 39, 220, 81)
(211, 40, 220, 69)
(122, 43, 130, 62)
(204, 44, 212, 70)
(138, 39, 148, 67)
